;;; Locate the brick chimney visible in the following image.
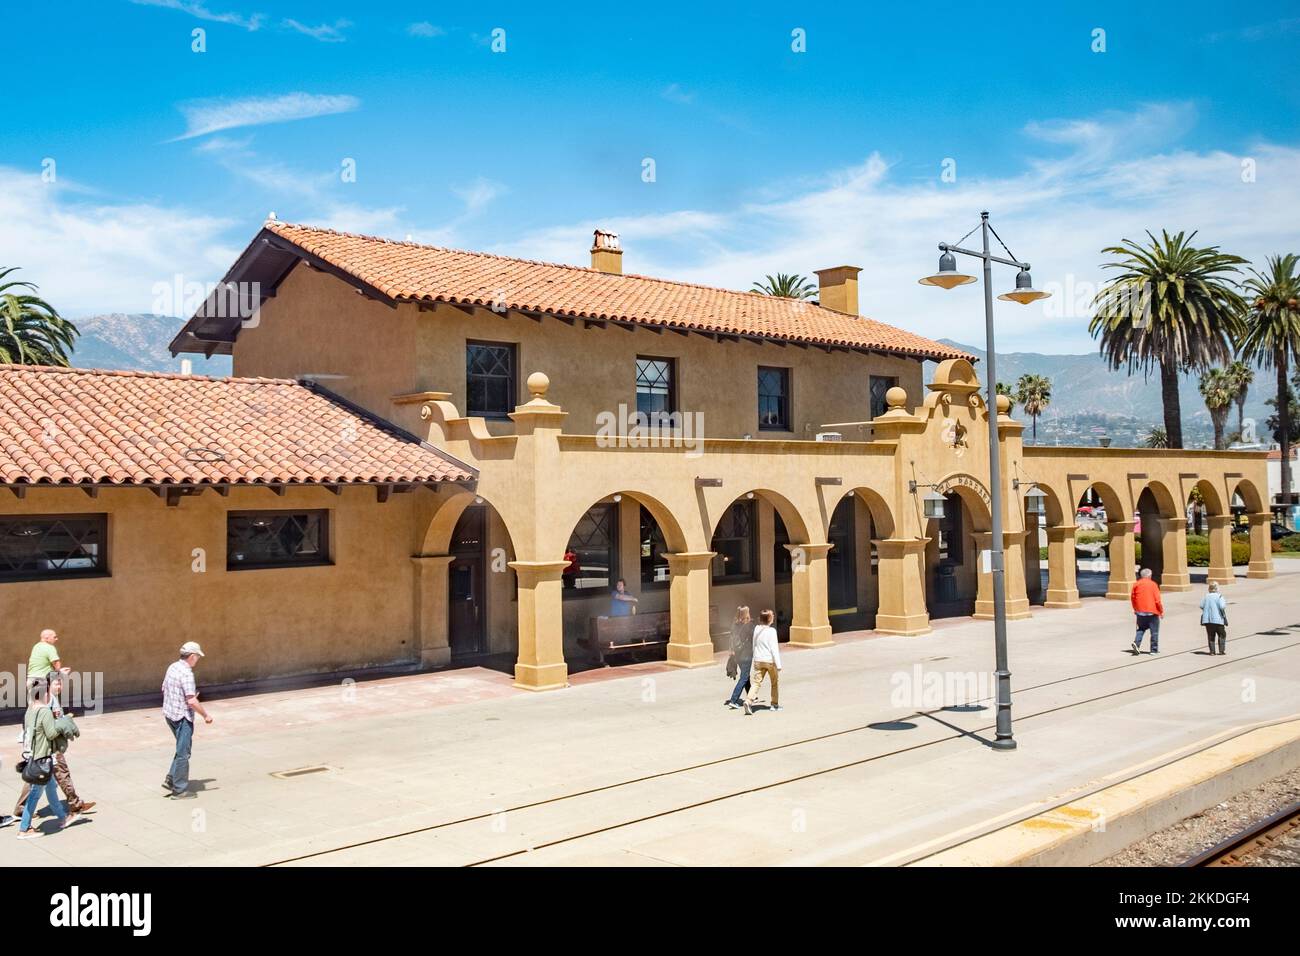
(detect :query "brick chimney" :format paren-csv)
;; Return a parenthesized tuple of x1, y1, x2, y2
(814, 265, 862, 315)
(591, 229, 623, 274)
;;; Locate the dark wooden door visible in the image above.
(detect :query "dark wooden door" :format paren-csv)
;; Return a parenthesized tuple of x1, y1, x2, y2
(448, 556, 486, 657)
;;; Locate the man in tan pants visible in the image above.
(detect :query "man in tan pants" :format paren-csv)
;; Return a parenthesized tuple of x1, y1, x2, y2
(743, 609, 783, 714)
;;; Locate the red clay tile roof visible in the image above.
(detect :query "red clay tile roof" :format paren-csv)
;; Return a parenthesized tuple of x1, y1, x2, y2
(255, 221, 971, 360)
(0, 365, 475, 488)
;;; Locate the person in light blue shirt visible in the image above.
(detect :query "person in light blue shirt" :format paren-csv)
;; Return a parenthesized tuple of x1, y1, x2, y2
(1199, 581, 1228, 655)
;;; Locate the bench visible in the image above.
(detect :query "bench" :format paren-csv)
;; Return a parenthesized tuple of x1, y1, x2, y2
(586, 605, 720, 664)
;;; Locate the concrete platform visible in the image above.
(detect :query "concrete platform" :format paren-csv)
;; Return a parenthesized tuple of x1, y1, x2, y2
(3, 566, 1299, 867)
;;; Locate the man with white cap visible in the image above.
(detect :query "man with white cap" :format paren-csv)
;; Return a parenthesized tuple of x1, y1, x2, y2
(161, 641, 213, 798)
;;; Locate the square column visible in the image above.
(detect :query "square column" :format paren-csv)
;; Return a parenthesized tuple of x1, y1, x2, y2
(1206, 515, 1235, 585)
(1105, 519, 1137, 599)
(873, 538, 932, 635)
(1247, 512, 1276, 579)
(1044, 525, 1080, 608)
(971, 531, 1033, 621)
(1158, 516, 1192, 591)
(786, 542, 834, 648)
(509, 560, 570, 691)
(411, 554, 454, 667)
(666, 552, 717, 667)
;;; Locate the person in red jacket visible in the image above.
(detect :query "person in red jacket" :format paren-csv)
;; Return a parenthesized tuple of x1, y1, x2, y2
(1130, 568, 1164, 654)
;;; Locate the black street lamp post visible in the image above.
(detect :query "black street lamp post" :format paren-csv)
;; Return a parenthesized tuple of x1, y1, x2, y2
(919, 211, 1050, 751)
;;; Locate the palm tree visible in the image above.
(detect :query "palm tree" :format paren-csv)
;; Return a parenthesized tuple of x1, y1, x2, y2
(1199, 367, 1235, 450)
(1144, 426, 1168, 449)
(1238, 253, 1300, 502)
(751, 273, 817, 300)
(1225, 360, 1254, 442)
(995, 381, 1017, 415)
(0, 268, 78, 366)
(1014, 373, 1051, 445)
(1089, 230, 1247, 449)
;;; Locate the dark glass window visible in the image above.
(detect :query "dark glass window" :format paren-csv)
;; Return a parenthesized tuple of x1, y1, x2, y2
(0, 515, 107, 582)
(467, 342, 517, 418)
(758, 366, 791, 430)
(869, 375, 899, 419)
(450, 505, 485, 554)
(938, 493, 963, 564)
(639, 506, 670, 588)
(228, 511, 329, 570)
(773, 511, 792, 582)
(712, 500, 757, 583)
(564, 503, 617, 595)
(635, 357, 675, 418)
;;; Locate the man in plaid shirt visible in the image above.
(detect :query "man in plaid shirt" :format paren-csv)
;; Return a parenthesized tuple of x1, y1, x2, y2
(161, 641, 213, 798)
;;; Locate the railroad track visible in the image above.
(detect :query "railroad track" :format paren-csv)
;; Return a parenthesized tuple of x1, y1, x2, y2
(260, 628, 1300, 867)
(1184, 802, 1300, 867)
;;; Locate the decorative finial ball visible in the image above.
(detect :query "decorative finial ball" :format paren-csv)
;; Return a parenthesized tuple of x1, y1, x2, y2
(885, 386, 907, 410)
(527, 371, 550, 398)
(996, 394, 1011, 414)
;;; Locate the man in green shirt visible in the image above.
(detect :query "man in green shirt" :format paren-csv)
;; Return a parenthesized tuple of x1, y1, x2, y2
(27, 629, 66, 683)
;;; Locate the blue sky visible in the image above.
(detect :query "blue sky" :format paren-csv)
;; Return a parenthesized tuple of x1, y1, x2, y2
(3, 0, 1298, 358)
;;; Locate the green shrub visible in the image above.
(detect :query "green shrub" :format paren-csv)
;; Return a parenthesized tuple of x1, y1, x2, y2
(1279, 534, 1300, 552)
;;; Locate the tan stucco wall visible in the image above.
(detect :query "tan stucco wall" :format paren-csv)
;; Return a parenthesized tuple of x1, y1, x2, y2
(231, 267, 924, 441)
(0, 484, 436, 698)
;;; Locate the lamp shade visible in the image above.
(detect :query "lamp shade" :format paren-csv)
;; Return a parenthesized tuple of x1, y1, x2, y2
(998, 267, 1051, 304)
(923, 489, 947, 520)
(1024, 485, 1047, 516)
(918, 251, 976, 289)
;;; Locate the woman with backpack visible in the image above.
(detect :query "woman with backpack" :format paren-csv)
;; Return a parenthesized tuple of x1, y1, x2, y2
(1200, 580, 1229, 656)
(725, 606, 754, 710)
(15, 675, 78, 839)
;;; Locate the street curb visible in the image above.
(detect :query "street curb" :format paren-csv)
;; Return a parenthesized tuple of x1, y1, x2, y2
(908, 715, 1300, 867)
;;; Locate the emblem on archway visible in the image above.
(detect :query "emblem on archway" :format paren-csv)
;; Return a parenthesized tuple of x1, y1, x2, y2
(941, 417, 968, 458)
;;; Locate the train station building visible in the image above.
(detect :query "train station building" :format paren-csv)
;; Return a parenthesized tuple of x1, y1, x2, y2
(0, 222, 1275, 695)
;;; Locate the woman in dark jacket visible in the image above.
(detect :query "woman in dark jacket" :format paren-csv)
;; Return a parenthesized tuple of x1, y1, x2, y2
(725, 606, 755, 710)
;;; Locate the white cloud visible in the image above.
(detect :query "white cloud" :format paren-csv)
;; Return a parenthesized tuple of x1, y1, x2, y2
(172, 92, 360, 140)
(661, 83, 695, 105)
(0, 165, 239, 316)
(129, 0, 263, 30)
(502, 104, 1300, 353)
(407, 22, 445, 38)
(451, 177, 506, 217)
(282, 18, 350, 42)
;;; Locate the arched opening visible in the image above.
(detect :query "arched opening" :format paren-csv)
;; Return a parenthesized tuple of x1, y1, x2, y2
(1073, 482, 1129, 599)
(717, 489, 809, 642)
(1185, 479, 1235, 585)
(420, 491, 520, 671)
(1021, 482, 1066, 606)
(557, 491, 687, 668)
(1136, 481, 1179, 584)
(801, 487, 896, 631)
(923, 480, 992, 619)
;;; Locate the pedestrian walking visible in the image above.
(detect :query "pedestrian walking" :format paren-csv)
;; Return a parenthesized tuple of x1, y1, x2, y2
(161, 641, 213, 798)
(14, 676, 79, 839)
(725, 607, 754, 710)
(1130, 568, 1164, 654)
(1200, 580, 1229, 656)
(6, 629, 94, 826)
(743, 609, 782, 715)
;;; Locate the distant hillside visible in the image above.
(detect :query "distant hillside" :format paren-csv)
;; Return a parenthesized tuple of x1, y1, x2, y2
(68, 314, 231, 376)
(936, 339, 1274, 446)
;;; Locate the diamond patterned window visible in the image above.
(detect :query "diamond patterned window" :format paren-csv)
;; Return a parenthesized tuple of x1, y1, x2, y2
(635, 357, 675, 418)
(870, 375, 899, 419)
(0, 515, 107, 582)
(228, 511, 329, 570)
(467, 342, 517, 418)
(564, 503, 618, 594)
(758, 366, 790, 430)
